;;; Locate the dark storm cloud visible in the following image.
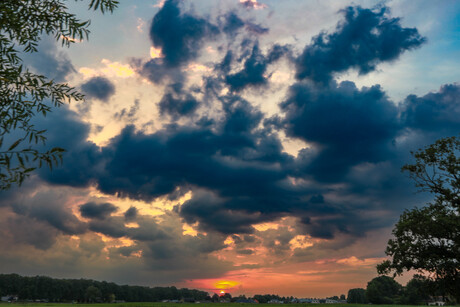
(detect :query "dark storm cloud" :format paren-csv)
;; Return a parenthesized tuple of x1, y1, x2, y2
(158, 85, 200, 119)
(401, 83, 460, 135)
(215, 51, 233, 74)
(128, 216, 169, 241)
(150, 0, 219, 67)
(295, 6, 426, 84)
(81, 76, 116, 102)
(219, 12, 268, 37)
(225, 43, 291, 92)
(97, 126, 289, 205)
(135, 0, 220, 85)
(87, 95, 292, 207)
(226, 44, 267, 91)
(282, 81, 399, 181)
(21, 36, 75, 82)
(124, 206, 138, 221)
(245, 22, 269, 35)
(36, 106, 103, 187)
(221, 12, 245, 36)
(180, 191, 262, 234)
(27, 4, 459, 241)
(134, 57, 185, 85)
(32, 80, 459, 239)
(114, 245, 139, 257)
(84, 211, 167, 241)
(299, 211, 378, 240)
(20, 201, 86, 236)
(0, 186, 87, 236)
(88, 217, 127, 238)
(79, 202, 118, 220)
(7, 216, 59, 250)
(27, 87, 402, 239)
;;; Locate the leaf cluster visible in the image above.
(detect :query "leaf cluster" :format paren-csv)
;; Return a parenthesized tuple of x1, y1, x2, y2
(0, 0, 118, 189)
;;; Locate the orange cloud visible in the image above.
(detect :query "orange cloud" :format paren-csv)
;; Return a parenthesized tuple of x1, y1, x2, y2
(336, 256, 385, 267)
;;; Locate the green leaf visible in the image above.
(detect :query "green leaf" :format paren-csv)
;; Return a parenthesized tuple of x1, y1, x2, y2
(8, 138, 21, 151)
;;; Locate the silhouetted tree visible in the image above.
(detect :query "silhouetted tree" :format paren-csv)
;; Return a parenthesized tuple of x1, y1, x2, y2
(85, 286, 101, 303)
(366, 276, 401, 304)
(347, 288, 367, 304)
(378, 136, 460, 303)
(399, 276, 431, 305)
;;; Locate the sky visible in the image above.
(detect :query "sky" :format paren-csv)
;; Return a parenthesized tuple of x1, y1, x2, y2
(1, 0, 460, 299)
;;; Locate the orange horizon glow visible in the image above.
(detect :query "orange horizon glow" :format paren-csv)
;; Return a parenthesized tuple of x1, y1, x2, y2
(177, 256, 395, 298)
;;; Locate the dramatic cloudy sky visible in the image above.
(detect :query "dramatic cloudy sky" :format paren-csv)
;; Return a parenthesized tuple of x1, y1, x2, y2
(1, 0, 460, 298)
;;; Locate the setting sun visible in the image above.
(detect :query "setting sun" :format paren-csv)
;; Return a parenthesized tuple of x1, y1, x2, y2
(214, 280, 240, 290)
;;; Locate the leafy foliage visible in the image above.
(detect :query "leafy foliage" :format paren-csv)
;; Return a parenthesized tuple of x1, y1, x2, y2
(399, 276, 431, 305)
(0, 0, 118, 190)
(347, 288, 367, 304)
(85, 286, 102, 303)
(366, 276, 401, 304)
(377, 136, 460, 302)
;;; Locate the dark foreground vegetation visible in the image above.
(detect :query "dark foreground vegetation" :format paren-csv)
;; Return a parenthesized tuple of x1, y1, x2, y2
(0, 302, 453, 307)
(0, 274, 209, 303)
(347, 275, 453, 305)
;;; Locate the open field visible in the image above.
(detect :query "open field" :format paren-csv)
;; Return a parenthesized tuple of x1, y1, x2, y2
(0, 303, 437, 307)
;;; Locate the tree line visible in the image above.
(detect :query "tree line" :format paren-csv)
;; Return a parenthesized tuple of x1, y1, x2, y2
(0, 274, 209, 302)
(347, 275, 444, 305)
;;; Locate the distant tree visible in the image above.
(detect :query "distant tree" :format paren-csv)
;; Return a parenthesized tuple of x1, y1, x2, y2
(253, 294, 268, 304)
(85, 286, 101, 303)
(377, 136, 460, 303)
(347, 288, 367, 304)
(366, 276, 401, 304)
(211, 293, 219, 302)
(0, 0, 118, 190)
(340, 294, 346, 300)
(106, 293, 115, 303)
(399, 275, 431, 305)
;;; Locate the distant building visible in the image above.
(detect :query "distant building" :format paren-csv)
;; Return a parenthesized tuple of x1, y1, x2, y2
(1, 295, 18, 302)
(268, 299, 284, 304)
(428, 300, 446, 306)
(428, 302, 445, 306)
(325, 299, 338, 304)
(428, 296, 446, 306)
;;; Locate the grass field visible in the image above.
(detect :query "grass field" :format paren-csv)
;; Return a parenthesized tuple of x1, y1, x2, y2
(0, 303, 435, 307)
